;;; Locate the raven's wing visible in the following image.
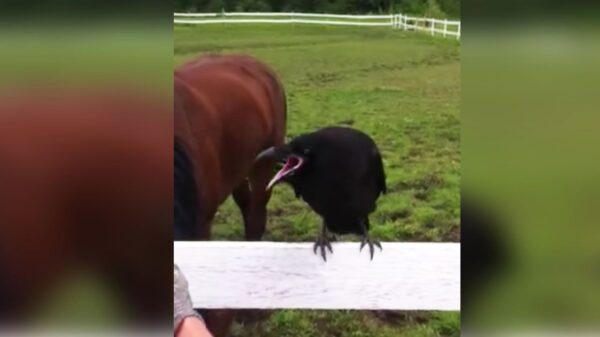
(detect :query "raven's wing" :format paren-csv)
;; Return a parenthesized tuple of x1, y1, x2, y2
(371, 146, 387, 195)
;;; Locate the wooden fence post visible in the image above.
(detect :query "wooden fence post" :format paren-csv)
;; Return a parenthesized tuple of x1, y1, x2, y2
(443, 19, 448, 37)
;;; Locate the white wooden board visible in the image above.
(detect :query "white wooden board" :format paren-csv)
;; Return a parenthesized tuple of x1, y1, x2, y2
(175, 241, 460, 311)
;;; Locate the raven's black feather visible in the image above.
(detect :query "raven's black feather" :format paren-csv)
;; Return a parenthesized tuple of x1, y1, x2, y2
(281, 127, 386, 236)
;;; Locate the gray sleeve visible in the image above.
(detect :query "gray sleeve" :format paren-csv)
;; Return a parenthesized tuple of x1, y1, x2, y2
(174, 264, 203, 330)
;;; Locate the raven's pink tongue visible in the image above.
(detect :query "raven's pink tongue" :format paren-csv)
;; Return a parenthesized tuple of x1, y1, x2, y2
(266, 158, 295, 190)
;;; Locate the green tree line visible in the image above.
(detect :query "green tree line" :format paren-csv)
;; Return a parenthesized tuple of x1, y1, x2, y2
(174, 0, 460, 18)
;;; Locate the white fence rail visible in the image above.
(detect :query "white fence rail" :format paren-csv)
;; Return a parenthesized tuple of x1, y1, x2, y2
(392, 15, 460, 38)
(174, 12, 461, 39)
(175, 241, 460, 310)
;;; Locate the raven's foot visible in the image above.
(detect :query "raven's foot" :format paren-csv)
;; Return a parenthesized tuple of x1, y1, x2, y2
(313, 236, 333, 262)
(360, 237, 382, 260)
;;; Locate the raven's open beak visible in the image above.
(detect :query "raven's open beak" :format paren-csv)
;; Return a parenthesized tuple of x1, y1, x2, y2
(266, 155, 304, 191)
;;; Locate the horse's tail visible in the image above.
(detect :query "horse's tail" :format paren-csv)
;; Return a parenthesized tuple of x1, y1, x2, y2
(174, 137, 198, 240)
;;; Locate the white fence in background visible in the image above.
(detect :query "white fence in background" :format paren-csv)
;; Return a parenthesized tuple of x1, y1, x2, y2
(174, 12, 461, 39)
(392, 14, 461, 38)
(175, 241, 460, 310)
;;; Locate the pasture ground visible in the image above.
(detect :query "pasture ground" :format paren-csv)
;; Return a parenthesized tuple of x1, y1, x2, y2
(175, 24, 460, 337)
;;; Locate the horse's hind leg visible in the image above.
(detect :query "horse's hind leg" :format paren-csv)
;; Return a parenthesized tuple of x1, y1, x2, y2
(200, 310, 236, 337)
(199, 184, 244, 336)
(232, 179, 251, 225)
(233, 174, 267, 240)
(243, 158, 275, 241)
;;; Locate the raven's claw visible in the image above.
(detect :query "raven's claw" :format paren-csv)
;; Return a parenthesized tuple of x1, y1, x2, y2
(360, 237, 383, 260)
(313, 236, 333, 261)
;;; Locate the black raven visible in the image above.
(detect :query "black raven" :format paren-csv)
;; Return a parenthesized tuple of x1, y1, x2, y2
(257, 126, 387, 261)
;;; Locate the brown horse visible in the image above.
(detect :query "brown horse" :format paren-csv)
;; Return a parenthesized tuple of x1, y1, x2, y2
(174, 54, 287, 241)
(174, 54, 287, 336)
(0, 90, 172, 326)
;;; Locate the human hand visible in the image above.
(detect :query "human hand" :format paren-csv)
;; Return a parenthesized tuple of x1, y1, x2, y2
(177, 316, 214, 337)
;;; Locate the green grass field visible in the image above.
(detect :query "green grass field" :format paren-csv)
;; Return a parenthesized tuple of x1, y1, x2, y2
(175, 23, 460, 337)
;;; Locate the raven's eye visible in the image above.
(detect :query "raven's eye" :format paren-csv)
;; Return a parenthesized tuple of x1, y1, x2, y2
(303, 148, 310, 155)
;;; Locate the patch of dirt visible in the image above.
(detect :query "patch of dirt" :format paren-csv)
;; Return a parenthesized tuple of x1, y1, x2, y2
(269, 208, 286, 217)
(386, 209, 411, 221)
(391, 173, 445, 201)
(235, 309, 273, 324)
(398, 173, 445, 191)
(445, 225, 461, 242)
(414, 189, 430, 201)
(372, 310, 432, 326)
(304, 71, 340, 85)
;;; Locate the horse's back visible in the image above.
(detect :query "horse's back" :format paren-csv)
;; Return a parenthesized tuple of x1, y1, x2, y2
(177, 54, 286, 142)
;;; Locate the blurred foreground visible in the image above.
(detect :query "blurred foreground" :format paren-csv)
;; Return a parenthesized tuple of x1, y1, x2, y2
(0, 10, 171, 333)
(462, 2, 600, 334)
